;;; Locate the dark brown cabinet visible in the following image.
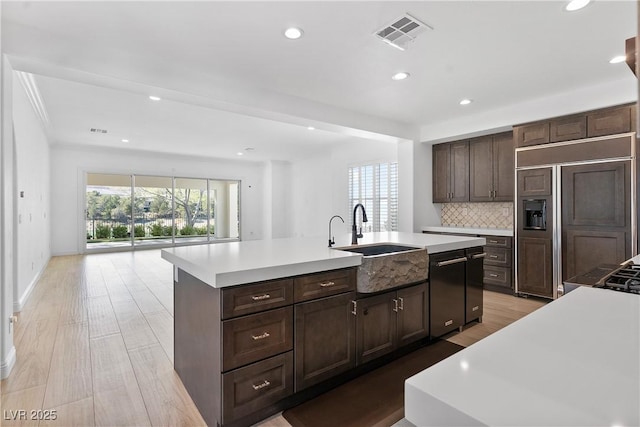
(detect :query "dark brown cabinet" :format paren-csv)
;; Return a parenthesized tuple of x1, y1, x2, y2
(517, 168, 552, 197)
(482, 236, 513, 293)
(514, 104, 636, 148)
(517, 237, 553, 298)
(355, 283, 428, 365)
(469, 132, 514, 202)
(432, 141, 469, 203)
(294, 292, 357, 391)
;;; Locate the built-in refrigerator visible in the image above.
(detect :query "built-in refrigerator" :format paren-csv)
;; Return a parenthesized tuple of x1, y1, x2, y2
(515, 132, 637, 299)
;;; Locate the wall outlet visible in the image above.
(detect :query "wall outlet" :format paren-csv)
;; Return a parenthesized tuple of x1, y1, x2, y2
(502, 207, 510, 216)
(462, 208, 468, 216)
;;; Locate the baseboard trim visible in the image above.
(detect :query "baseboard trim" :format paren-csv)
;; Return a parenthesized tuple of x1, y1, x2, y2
(1, 345, 16, 379)
(14, 257, 50, 312)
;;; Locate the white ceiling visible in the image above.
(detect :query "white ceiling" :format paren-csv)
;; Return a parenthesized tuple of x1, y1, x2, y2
(2, 1, 637, 161)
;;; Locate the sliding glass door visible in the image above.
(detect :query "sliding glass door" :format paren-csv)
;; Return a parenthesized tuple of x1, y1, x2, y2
(86, 172, 241, 251)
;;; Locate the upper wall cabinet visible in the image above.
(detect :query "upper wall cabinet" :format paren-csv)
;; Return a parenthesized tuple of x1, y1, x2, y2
(515, 104, 636, 148)
(469, 132, 514, 202)
(432, 141, 469, 203)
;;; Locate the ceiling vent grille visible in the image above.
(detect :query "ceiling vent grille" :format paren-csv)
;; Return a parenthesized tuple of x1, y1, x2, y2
(90, 128, 108, 134)
(374, 13, 433, 51)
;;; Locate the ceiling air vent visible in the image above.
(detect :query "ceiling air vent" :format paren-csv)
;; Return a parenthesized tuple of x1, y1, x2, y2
(374, 13, 433, 51)
(90, 128, 108, 134)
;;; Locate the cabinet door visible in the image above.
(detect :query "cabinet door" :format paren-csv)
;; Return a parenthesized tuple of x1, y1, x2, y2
(294, 292, 356, 391)
(396, 283, 429, 348)
(587, 105, 632, 137)
(432, 144, 451, 203)
(469, 136, 493, 202)
(549, 114, 587, 142)
(355, 292, 397, 365)
(517, 168, 552, 197)
(492, 132, 515, 201)
(517, 237, 553, 298)
(449, 141, 470, 202)
(563, 230, 627, 280)
(514, 122, 550, 147)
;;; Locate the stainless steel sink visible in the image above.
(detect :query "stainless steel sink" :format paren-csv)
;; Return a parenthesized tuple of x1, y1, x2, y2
(335, 243, 429, 293)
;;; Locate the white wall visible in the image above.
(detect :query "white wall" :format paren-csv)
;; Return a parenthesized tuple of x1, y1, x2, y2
(262, 160, 293, 239)
(290, 139, 398, 239)
(13, 75, 51, 311)
(50, 146, 265, 255)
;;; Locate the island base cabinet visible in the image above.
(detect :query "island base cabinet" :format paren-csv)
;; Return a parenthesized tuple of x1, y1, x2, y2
(396, 284, 429, 347)
(294, 292, 356, 392)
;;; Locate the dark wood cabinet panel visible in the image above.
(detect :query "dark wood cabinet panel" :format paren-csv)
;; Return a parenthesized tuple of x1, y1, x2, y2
(484, 247, 511, 267)
(293, 268, 356, 303)
(517, 237, 553, 298)
(432, 141, 469, 203)
(222, 352, 293, 424)
(355, 292, 397, 365)
(492, 132, 515, 201)
(483, 266, 512, 288)
(469, 136, 493, 202)
(562, 162, 628, 228)
(294, 292, 356, 391)
(550, 114, 587, 142)
(563, 230, 627, 280)
(483, 235, 512, 249)
(515, 122, 550, 147)
(222, 279, 293, 319)
(450, 141, 470, 202)
(432, 143, 451, 203)
(396, 283, 429, 347)
(222, 307, 293, 371)
(587, 105, 633, 137)
(517, 168, 552, 197)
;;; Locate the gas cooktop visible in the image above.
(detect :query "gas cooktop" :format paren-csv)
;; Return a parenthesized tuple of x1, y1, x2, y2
(597, 264, 640, 294)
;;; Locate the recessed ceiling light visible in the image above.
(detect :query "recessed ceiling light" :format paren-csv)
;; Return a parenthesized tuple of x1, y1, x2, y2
(307, 126, 315, 131)
(565, 0, 590, 12)
(391, 72, 410, 81)
(121, 139, 129, 143)
(284, 27, 303, 40)
(245, 147, 255, 152)
(149, 95, 161, 101)
(236, 152, 244, 156)
(609, 55, 626, 64)
(459, 99, 473, 105)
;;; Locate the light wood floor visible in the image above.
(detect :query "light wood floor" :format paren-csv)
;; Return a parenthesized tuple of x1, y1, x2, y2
(1, 250, 547, 427)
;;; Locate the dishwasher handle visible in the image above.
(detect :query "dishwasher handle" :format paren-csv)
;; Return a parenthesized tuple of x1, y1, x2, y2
(435, 257, 468, 267)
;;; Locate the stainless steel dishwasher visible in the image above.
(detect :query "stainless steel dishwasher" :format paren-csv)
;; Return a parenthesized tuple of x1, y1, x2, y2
(429, 250, 466, 338)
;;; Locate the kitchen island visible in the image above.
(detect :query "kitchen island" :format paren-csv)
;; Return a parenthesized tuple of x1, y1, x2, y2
(404, 285, 640, 426)
(161, 232, 486, 427)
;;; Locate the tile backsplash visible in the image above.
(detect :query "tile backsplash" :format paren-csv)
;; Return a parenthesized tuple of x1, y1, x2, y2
(441, 202, 514, 229)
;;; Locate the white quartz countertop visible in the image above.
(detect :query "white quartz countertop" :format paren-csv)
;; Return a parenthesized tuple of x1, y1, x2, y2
(421, 226, 514, 237)
(405, 286, 640, 426)
(161, 232, 485, 288)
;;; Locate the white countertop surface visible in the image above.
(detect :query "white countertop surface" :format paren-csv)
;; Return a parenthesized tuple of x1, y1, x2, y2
(161, 232, 485, 288)
(405, 286, 640, 426)
(422, 226, 514, 237)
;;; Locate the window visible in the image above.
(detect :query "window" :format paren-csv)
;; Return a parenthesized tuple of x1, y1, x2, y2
(348, 162, 398, 232)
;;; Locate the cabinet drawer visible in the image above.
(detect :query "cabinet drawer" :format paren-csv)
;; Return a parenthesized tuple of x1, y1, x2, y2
(550, 114, 587, 142)
(294, 268, 356, 303)
(483, 236, 512, 248)
(515, 122, 550, 147)
(587, 105, 632, 137)
(222, 279, 293, 320)
(483, 266, 512, 288)
(222, 351, 293, 424)
(222, 307, 293, 371)
(484, 247, 512, 267)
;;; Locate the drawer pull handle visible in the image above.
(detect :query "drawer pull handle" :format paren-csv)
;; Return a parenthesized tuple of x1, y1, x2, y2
(251, 294, 271, 301)
(251, 332, 270, 341)
(319, 281, 336, 287)
(252, 380, 271, 391)
(445, 320, 453, 326)
(489, 274, 499, 278)
(471, 253, 486, 259)
(488, 240, 499, 244)
(489, 255, 499, 259)
(398, 297, 404, 310)
(351, 300, 357, 316)
(393, 299, 399, 312)
(436, 257, 468, 267)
